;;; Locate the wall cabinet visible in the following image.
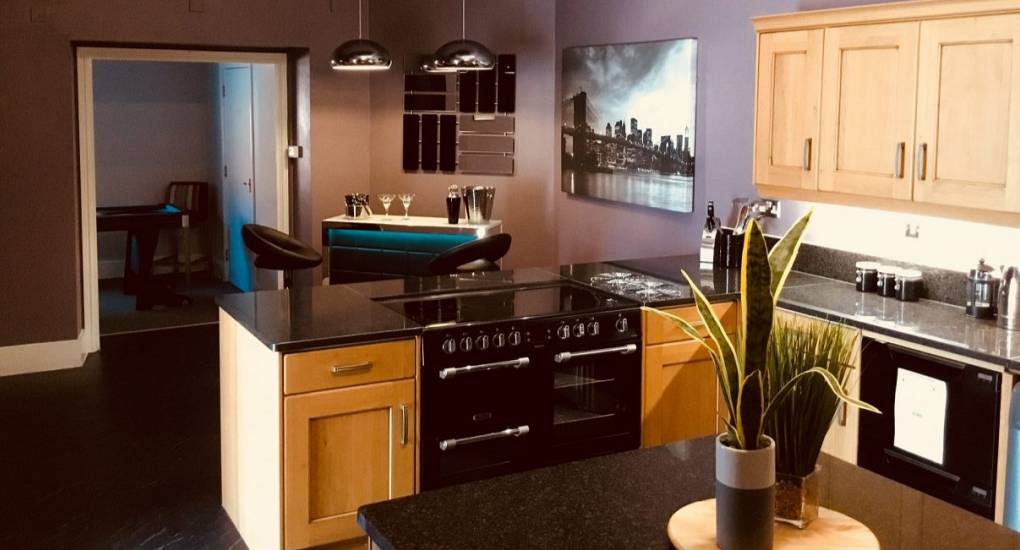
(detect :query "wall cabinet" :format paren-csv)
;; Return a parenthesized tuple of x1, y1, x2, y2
(754, 1, 1020, 223)
(641, 302, 736, 447)
(754, 29, 823, 190)
(219, 310, 417, 550)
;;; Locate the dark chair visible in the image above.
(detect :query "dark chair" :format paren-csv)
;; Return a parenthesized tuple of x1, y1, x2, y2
(241, 224, 322, 288)
(427, 233, 512, 275)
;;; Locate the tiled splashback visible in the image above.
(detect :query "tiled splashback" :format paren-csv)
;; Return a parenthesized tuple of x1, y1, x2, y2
(767, 201, 1020, 275)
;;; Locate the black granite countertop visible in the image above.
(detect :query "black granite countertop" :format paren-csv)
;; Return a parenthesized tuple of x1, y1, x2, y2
(358, 437, 1020, 550)
(215, 285, 420, 352)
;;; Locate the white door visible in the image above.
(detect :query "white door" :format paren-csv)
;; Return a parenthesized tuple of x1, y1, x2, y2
(222, 65, 256, 292)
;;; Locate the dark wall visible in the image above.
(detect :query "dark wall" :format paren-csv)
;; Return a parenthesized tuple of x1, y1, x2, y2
(0, 0, 371, 347)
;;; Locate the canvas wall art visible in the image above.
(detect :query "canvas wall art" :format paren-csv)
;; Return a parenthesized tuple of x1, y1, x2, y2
(561, 38, 698, 213)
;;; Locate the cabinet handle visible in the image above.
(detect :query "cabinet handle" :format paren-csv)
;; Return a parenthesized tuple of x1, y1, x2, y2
(330, 361, 373, 376)
(894, 142, 905, 179)
(916, 142, 928, 181)
(400, 404, 408, 447)
(838, 402, 847, 427)
(802, 138, 812, 171)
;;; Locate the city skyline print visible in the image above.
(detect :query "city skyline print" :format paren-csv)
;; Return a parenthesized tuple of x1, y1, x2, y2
(561, 38, 697, 213)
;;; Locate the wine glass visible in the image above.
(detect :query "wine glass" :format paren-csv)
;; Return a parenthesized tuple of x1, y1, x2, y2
(398, 192, 415, 219)
(377, 193, 395, 219)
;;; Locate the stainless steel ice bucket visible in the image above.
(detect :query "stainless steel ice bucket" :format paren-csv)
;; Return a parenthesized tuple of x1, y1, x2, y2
(462, 186, 495, 222)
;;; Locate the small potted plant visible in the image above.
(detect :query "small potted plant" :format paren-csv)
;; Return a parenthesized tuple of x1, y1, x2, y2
(647, 210, 875, 550)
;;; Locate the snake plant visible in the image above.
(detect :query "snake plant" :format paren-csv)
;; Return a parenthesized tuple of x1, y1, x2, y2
(645, 210, 878, 451)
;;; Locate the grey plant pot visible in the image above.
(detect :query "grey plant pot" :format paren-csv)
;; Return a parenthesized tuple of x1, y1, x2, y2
(716, 434, 776, 550)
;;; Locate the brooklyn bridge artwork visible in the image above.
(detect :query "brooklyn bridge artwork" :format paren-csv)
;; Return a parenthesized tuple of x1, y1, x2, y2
(561, 38, 697, 213)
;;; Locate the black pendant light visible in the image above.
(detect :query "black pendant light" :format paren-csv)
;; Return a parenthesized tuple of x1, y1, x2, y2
(424, 0, 494, 72)
(331, 0, 391, 72)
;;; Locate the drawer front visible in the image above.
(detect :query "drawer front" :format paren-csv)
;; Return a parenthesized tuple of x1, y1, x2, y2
(283, 339, 415, 395)
(643, 301, 738, 345)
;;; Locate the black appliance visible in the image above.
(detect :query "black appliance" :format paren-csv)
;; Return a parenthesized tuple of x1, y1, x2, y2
(380, 282, 641, 490)
(858, 337, 1001, 519)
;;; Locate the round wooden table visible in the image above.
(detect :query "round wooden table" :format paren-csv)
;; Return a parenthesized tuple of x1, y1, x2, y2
(667, 499, 879, 549)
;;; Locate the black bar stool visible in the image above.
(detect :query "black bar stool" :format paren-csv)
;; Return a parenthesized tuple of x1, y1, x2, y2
(241, 224, 322, 288)
(427, 233, 512, 275)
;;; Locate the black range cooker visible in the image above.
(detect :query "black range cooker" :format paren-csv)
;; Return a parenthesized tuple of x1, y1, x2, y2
(379, 281, 641, 490)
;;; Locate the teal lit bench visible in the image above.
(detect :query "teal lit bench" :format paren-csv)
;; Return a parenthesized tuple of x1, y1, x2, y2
(325, 228, 475, 283)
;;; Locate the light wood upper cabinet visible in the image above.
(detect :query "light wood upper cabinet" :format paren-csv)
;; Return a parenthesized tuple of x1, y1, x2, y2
(754, 29, 824, 189)
(753, 0, 1020, 223)
(818, 22, 919, 199)
(914, 14, 1020, 212)
(284, 379, 415, 550)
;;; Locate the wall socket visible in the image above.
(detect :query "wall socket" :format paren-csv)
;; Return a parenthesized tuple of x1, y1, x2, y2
(905, 224, 921, 239)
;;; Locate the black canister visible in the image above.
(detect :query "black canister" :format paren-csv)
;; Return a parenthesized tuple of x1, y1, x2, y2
(895, 269, 923, 302)
(445, 185, 461, 224)
(876, 266, 898, 298)
(855, 261, 880, 293)
(724, 230, 744, 269)
(966, 260, 1000, 319)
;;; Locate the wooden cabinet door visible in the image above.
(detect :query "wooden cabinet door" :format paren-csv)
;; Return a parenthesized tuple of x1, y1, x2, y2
(913, 15, 1020, 212)
(284, 379, 415, 550)
(642, 340, 720, 447)
(818, 22, 919, 199)
(754, 29, 823, 189)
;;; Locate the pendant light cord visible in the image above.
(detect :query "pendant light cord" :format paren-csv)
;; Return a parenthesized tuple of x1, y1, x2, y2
(461, 0, 466, 39)
(358, 0, 364, 39)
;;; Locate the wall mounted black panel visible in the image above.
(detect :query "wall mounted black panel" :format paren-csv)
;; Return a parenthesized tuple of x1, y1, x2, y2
(405, 74, 448, 92)
(405, 94, 448, 111)
(402, 114, 420, 170)
(439, 115, 457, 172)
(477, 68, 496, 113)
(420, 114, 439, 171)
(458, 71, 477, 113)
(497, 55, 516, 113)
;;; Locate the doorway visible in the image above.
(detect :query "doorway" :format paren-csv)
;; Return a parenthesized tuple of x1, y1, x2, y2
(77, 48, 290, 349)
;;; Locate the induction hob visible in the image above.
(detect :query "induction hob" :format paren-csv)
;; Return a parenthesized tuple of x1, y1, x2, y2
(376, 281, 638, 328)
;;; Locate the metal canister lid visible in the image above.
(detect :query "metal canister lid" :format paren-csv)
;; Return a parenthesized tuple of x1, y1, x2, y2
(877, 265, 899, 276)
(896, 268, 923, 281)
(855, 261, 880, 271)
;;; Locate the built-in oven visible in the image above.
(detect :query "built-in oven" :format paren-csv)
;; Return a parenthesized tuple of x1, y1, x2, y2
(858, 337, 1001, 519)
(542, 312, 641, 465)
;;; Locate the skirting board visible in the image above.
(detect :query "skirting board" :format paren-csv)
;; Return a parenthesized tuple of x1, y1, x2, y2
(0, 331, 88, 377)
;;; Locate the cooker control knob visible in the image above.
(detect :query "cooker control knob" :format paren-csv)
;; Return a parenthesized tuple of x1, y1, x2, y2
(615, 317, 629, 333)
(587, 321, 600, 336)
(557, 324, 571, 340)
(441, 337, 457, 354)
(508, 330, 522, 346)
(573, 322, 586, 338)
(475, 334, 490, 351)
(459, 336, 473, 352)
(493, 332, 507, 348)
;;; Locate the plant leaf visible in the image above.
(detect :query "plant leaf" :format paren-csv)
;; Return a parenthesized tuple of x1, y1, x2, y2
(763, 366, 882, 423)
(678, 270, 744, 415)
(768, 209, 813, 305)
(739, 219, 773, 449)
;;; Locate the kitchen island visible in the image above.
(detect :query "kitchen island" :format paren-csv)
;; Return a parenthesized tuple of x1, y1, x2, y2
(358, 436, 1020, 550)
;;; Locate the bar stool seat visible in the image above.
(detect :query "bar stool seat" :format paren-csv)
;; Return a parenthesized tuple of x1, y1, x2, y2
(241, 224, 322, 287)
(427, 233, 511, 275)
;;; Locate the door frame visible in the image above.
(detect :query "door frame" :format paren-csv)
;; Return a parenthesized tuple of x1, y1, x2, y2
(76, 47, 290, 352)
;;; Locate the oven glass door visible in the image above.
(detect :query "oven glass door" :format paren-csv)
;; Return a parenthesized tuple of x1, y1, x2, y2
(549, 342, 640, 461)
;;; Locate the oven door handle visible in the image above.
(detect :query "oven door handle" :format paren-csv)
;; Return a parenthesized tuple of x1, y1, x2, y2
(439, 425, 530, 451)
(553, 343, 637, 364)
(438, 357, 530, 380)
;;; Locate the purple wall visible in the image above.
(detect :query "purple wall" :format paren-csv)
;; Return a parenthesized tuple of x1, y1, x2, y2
(553, 0, 888, 265)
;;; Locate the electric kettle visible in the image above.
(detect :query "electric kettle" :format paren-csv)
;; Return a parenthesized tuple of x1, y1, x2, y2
(1000, 265, 1020, 331)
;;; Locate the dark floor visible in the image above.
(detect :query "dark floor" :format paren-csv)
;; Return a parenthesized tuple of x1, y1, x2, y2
(99, 273, 240, 335)
(0, 325, 243, 549)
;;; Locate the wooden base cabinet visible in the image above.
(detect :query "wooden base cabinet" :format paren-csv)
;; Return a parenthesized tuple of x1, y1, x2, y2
(219, 310, 417, 550)
(284, 380, 414, 550)
(641, 302, 737, 447)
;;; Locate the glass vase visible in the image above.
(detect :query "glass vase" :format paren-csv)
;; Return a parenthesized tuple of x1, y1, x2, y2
(774, 466, 820, 529)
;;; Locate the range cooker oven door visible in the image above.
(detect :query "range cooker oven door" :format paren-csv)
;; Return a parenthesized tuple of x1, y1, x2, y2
(420, 350, 543, 490)
(546, 339, 641, 464)
(857, 338, 1000, 519)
